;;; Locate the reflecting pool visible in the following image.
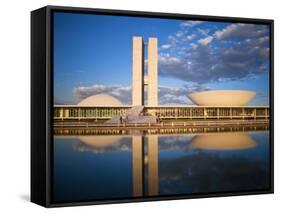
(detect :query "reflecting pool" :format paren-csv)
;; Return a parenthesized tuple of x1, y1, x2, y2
(53, 128, 270, 203)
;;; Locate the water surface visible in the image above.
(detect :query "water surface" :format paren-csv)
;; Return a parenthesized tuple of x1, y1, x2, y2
(53, 129, 270, 203)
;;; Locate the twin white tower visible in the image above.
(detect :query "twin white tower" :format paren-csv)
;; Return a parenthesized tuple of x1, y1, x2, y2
(132, 37, 158, 106)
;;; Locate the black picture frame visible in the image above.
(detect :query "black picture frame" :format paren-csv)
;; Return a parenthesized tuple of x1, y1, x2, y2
(31, 5, 274, 207)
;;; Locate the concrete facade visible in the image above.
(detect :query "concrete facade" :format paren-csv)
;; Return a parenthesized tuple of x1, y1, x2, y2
(132, 36, 158, 106)
(53, 105, 270, 121)
(147, 38, 158, 106)
(132, 37, 144, 106)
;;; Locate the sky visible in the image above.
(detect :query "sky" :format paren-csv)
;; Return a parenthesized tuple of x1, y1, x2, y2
(53, 12, 270, 106)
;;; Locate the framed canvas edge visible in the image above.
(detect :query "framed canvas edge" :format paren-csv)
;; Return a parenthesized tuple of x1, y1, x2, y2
(33, 5, 274, 208)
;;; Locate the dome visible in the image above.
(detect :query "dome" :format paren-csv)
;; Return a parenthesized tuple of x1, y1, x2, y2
(77, 93, 123, 106)
(189, 133, 256, 150)
(188, 90, 256, 106)
(78, 135, 124, 148)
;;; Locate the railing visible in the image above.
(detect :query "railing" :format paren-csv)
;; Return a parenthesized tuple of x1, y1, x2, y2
(53, 124, 269, 136)
(53, 119, 269, 128)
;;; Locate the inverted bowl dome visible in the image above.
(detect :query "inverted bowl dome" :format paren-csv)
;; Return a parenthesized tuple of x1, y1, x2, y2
(78, 93, 123, 106)
(188, 90, 256, 106)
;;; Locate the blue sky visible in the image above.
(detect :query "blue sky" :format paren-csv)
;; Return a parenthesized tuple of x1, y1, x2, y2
(53, 12, 270, 106)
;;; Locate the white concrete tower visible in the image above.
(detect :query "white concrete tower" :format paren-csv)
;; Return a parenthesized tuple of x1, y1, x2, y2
(132, 37, 144, 106)
(132, 36, 158, 106)
(147, 37, 158, 106)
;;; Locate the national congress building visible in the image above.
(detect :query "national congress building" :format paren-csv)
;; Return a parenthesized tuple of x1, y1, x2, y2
(53, 36, 270, 125)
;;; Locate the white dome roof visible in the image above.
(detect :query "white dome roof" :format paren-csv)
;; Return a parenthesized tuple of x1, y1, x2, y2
(77, 93, 123, 106)
(188, 90, 256, 106)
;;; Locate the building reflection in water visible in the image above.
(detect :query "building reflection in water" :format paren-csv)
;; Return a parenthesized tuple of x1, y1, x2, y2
(74, 131, 261, 198)
(189, 132, 256, 150)
(132, 136, 144, 197)
(78, 135, 123, 148)
(132, 135, 159, 197)
(76, 134, 159, 197)
(147, 135, 159, 196)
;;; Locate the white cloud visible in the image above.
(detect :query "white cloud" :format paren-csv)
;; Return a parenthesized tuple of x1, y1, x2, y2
(190, 43, 198, 50)
(214, 23, 268, 40)
(161, 44, 172, 49)
(186, 34, 195, 40)
(214, 23, 243, 39)
(180, 21, 204, 28)
(158, 22, 269, 85)
(72, 83, 208, 105)
(175, 31, 184, 38)
(73, 85, 131, 104)
(158, 84, 210, 105)
(159, 54, 181, 65)
(197, 28, 209, 36)
(198, 36, 213, 46)
(258, 36, 269, 45)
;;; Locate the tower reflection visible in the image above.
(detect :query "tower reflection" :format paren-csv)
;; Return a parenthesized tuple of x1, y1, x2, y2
(147, 135, 159, 196)
(132, 135, 159, 197)
(74, 130, 260, 198)
(132, 136, 144, 197)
